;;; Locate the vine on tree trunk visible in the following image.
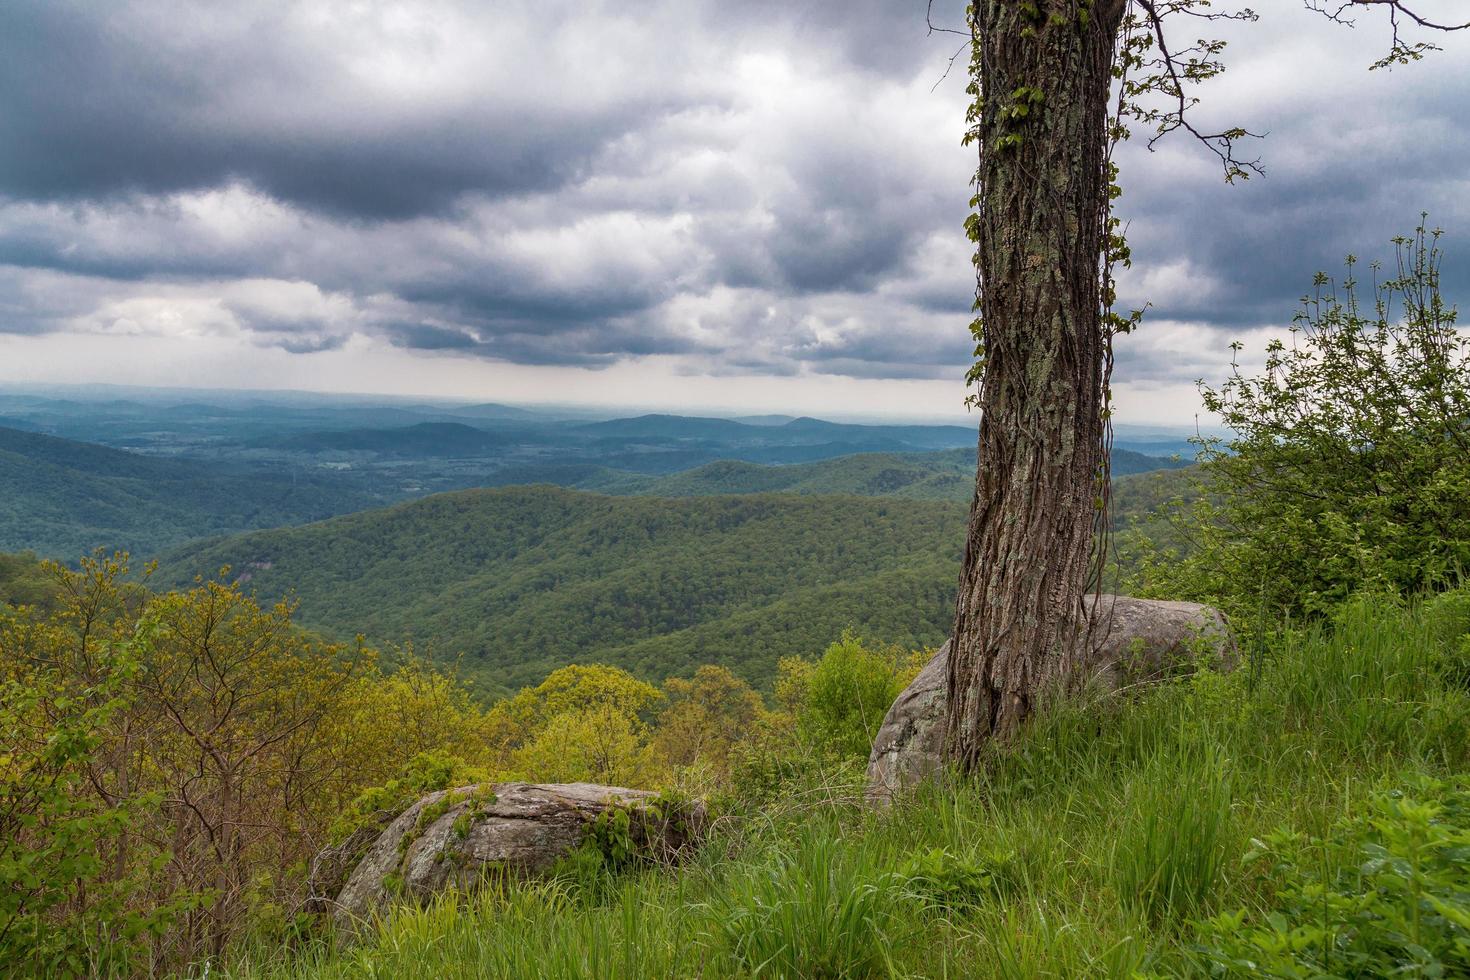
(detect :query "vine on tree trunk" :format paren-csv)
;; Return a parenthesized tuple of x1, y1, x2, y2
(947, 0, 1468, 768)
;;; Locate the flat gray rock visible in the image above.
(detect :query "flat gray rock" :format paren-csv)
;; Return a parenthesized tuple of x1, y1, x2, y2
(865, 594, 1236, 805)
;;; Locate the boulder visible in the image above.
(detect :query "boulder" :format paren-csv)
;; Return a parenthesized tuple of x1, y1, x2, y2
(320, 781, 705, 927)
(865, 594, 1236, 805)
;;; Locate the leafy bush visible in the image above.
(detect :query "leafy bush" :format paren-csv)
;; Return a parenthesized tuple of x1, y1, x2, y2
(716, 635, 927, 814)
(797, 632, 925, 759)
(1195, 775, 1470, 977)
(895, 846, 995, 912)
(1143, 223, 1469, 617)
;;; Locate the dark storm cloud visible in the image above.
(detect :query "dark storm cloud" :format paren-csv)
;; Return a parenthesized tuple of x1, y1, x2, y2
(386, 315, 712, 367)
(0, 0, 1464, 390)
(0, 2, 667, 220)
(0, 0, 979, 376)
(795, 323, 976, 379)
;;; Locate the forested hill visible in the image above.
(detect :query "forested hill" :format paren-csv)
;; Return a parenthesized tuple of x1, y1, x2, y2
(0, 426, 386, 559)
(484, 446, 1188, 500)
(1, 412, 1189, 559)
(154, 487, 968, 697)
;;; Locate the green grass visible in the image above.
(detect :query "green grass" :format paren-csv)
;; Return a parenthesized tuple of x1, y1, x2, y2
(224, 593, 1470, 978)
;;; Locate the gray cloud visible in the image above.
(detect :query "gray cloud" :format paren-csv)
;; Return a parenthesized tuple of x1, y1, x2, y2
(0, 2, 683, 219)
(0, 0, 1464, 398)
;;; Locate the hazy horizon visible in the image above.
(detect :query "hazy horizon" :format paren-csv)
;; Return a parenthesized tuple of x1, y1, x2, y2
(0, 380, 1226, 433)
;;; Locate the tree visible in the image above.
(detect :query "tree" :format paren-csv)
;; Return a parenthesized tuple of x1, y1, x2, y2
(945, 0, 1468, 767)
(654, 665, 764, 782)
(0, 639, 177, 976)
(483, 664, 664, 767)
(0, 555, 499, 969)
(801, 635, 923, 759)
(508, 704, 663, 787)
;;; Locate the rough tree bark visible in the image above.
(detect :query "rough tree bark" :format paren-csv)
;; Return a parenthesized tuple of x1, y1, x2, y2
(945, 0, 1127, 768)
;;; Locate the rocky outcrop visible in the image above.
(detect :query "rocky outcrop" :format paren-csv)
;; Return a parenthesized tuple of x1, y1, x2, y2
(320, 781, 706, 927)
(866, 595, 1236, 805)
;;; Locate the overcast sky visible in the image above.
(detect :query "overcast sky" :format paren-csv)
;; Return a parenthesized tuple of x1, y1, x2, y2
(0, 0, 1465, 422)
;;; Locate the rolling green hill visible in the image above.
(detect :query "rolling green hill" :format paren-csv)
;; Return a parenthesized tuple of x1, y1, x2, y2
(0, 426, 387, 559)
(482, 447, 1187, 501)
(153, 464, 1200, 698)
(155, 487, 968, 697)
(0, 411, 1189, 563)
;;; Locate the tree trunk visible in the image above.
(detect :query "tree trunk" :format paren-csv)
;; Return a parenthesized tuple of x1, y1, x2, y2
(945, 0, 1124, 768)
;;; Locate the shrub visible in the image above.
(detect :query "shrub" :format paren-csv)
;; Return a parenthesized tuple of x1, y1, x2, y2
(0, 643, 182, 976)
(1194, 775, 1470, 977)
(1145, 222, 1470, 617)
(895, 846, 995, 912)
(798, 632, 924, 759)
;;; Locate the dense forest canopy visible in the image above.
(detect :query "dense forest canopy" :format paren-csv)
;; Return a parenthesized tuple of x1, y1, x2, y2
(152, 487, 966, 697)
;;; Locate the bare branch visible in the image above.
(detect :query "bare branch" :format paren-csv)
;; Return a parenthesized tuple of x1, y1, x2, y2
(931, 38, 971, 93)
(1305, 0, 1470, 68)
(925, 0, 972, 38)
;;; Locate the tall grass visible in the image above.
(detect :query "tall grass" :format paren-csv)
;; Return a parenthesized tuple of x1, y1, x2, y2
(226, 592, 1470, 979)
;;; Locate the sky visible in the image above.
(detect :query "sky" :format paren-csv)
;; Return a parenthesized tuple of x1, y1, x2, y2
(0, 0, 1465, 422)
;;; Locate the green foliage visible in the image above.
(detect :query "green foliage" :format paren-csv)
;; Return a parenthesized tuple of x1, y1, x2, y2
(714, 636, 926, 813)
(488, 664, 664, 739)
(219, 593, 1469, 979)
(507, 704, 662, 788)
(1159, 225, 1469, 616)
(654, 666, 765, 793)
(0, 550, 56, 612)
(0, 553, 512, 971)
(1195, 775, 1470, 977)
(708, 824, 914, 979)
(603, 448, 1184, 501)
(615, 449, 980, 500)
(581, 806, 641, 875)
(330, 753, 484, 846)
(150, 469, 1186, 700)
(895, 847, 995, 912)
(797, 632, 924, 759)
(488, 664, 666, 786)
(1109, 744, 1233, 923)
(0, 629, 182, 977)
(1423, 587, 1470, 691)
